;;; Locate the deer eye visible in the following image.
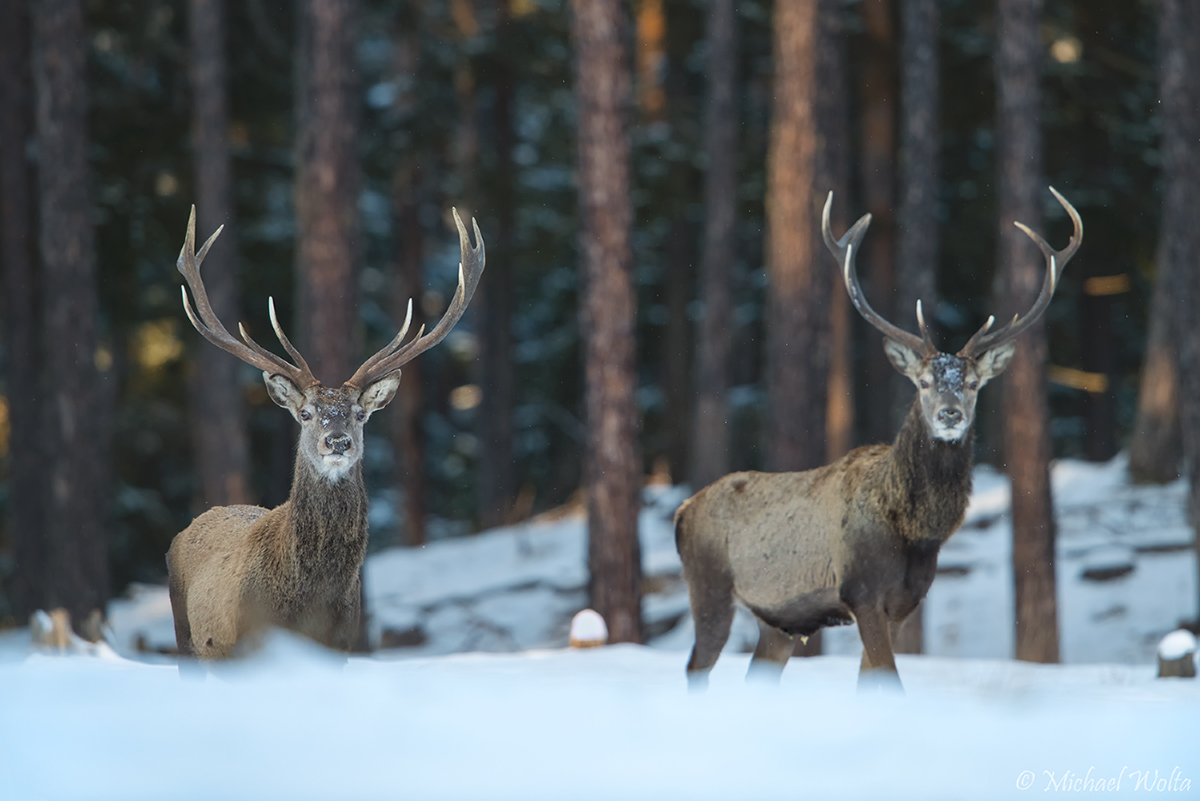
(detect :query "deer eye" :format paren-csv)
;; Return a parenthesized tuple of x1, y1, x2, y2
(300, 410, 312, 421)
(355, 409, 365, 422)
(967, 381, 979, 391)
(919, 380, 930, 389)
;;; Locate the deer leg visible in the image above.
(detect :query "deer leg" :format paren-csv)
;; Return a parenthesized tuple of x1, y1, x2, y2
(854, 605, 903, 692)
(685, 578, 735, 692)
(746, 618, 794, 684)
(167, 571, 194, 658)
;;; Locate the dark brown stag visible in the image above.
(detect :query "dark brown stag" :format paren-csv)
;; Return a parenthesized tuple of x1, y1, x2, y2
(167, 207, 484, 659)
(676, 188, 1081, 689)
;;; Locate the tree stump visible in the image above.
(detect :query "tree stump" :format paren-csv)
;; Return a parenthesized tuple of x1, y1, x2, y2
(1157, 629, 1197, 678)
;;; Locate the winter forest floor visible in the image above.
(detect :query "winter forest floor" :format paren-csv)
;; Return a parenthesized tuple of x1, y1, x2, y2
(2, 454, 1198, 799)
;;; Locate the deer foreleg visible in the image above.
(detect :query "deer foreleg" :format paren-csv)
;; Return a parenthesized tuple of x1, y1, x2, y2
(854, 606, 902, 692)
(746, 618, 794, 684)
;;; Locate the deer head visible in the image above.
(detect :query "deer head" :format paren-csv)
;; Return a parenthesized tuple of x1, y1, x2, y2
(176, 206, 485, 481)
(822, 187, 1082, 442)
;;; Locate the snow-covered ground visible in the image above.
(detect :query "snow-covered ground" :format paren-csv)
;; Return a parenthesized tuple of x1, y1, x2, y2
(3, 455, 1198, 800)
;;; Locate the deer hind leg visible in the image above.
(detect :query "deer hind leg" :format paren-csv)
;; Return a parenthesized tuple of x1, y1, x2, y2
(854, 605, 903, 692)
(746, 618, 794, 684)
(167, 566, 195, 658)
(684, 572, 735, 692)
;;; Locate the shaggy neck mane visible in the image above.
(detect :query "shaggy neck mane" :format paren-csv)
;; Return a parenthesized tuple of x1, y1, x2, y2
(881, 400, 975, 543)
(283, 455, 369, 582)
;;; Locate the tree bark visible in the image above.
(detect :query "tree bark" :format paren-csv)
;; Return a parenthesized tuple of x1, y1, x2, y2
(188, 0, 252, 510)
(477, 0, 516, 529)
(765, 0, 827, 475)
(996, 0, 1059, 664)
(859, 0, 900, 443)
(1130, 0, 1195, 485)
(295, 0, 360, 385)
(571, 0, 643, 644)
(690, 0, 738, 490)
(820, 0, 853, 466)
(888, 0, 939, 656)
(32, 0, 109, 622)
(0, 0, 45, 621)
(1158, 0, 1200, 621)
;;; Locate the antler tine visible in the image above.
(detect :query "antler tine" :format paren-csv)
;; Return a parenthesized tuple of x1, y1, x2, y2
(345, 208, 486, 390)
(176, 206, 315, 387)
(822, 192, 931, 355)
(958, 187, 1083, 358)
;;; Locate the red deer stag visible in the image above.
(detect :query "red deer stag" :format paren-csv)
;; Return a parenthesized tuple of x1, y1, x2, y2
(167, 207, 484, 659)
(676, 188, 1081, 690)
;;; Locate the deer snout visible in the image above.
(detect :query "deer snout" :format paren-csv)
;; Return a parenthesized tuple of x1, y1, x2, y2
(937, 408, 963, 426)
(325, 433, 352, 455)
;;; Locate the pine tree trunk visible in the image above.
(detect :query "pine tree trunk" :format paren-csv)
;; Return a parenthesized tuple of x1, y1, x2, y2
(32, 0, 109, 622)
(476, 0, 517, 529)
(188, 0, 252, 510)
(0, 0, 45, 621)
(1130, 0, 1195, 485)
(766, 0, 827, 475)
(820, 0, 853, 466)
(690, 0, 737, 491)
(295, 0, 360, 385)
(859, 0, 900, 444)
(996, 0, 1059, 664)
(572, 0, 643, 644)
(1158, 0, 1200, 622)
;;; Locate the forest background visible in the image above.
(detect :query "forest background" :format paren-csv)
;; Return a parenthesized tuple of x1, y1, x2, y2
(1, 0, 1196, 658)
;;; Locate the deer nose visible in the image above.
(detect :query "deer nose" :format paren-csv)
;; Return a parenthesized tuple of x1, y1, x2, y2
(326, 434, 352, 455)
(937, 408, 963, 426)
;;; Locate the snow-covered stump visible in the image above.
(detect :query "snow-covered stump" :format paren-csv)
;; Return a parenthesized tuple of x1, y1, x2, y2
(1157, 629, 1196, 678)
(569, 609, 608, 648)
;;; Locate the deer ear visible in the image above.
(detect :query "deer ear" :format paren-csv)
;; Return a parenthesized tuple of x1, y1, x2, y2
(360, 371, 401, 415)
(976, 341, 1017, 381)
(264, 372, 305, 413)
(883, 338, 924, 380)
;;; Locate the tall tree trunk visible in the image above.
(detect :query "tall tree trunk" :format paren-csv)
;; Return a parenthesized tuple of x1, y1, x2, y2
(996, 0, 1058, 664)
(690, 0, 737, 490)
(1129, 0, 1193, 485)
(572, 0, 643, 644)
(32, 0, 109, 622)
(295, 0, 360, 385)
(392, 161, 428, 546)
(188, 0, 252, 510)
(0, 0, 45, 621)
(890, 0, 939, 656)
(821, 0, 853, 466)
(1159, 0, 1200, 621)
(859, 0, 899, 443)
(477, 0, 516, 529)
(765, 0, 827, 475)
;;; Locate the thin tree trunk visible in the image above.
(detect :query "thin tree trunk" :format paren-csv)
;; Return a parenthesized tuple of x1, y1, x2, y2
(572, 0, 643, 644)
(1159, 0, 1200, 622)
(477, 0, 516, 529)
(890, 0, 939, 657)
(33, 0, 109, 622)
(766, 0, 826, 475)
(996, 0, 1058, 664)
(821, 0, 853, 467)
(295, 0, 360, 385)
(1128, 269, 1181, 482)
(188, 0, 252, 510)
(690, 0, 737, 490)
(392, 161, 428, 546)
(859, 0, 899, 443)
(0, 0, 45, 621)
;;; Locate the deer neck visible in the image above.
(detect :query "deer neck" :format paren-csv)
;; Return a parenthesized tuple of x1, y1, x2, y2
(881, 400, 975, 543)
(282, 454, 369, 578)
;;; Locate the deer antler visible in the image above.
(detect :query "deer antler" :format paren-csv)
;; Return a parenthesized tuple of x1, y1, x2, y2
(958, 187, 1083, 358)
(822, 192, 935, 356)
(177, 206, 318, 388)
(345, 208, 486, 390)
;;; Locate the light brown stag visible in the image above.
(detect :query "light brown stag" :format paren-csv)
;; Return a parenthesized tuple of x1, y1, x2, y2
(676, 188, 1081, 690)
(167, 207, 484, 659)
